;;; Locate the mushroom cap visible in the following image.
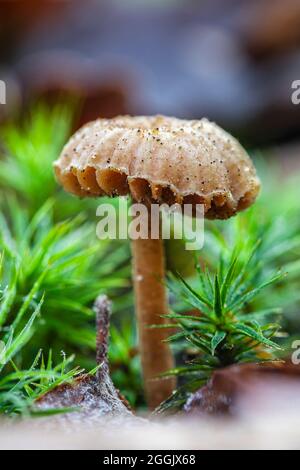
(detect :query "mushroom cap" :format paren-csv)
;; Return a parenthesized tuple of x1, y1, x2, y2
(54, 115, 260, 219)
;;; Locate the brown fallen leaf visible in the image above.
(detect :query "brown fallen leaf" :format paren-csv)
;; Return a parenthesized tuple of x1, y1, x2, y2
(35, 295, 135, 425)
(184, 361, 300, 417)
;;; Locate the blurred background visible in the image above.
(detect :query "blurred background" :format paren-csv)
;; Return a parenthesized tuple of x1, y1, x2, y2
(1, 0, 300, 161)
(0, 0, 300, 414)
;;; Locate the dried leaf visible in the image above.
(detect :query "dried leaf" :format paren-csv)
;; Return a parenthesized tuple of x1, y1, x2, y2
(35, 296, 136, 426)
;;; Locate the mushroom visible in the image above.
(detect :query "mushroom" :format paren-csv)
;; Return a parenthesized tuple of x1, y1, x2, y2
(54, 115, 260, 409)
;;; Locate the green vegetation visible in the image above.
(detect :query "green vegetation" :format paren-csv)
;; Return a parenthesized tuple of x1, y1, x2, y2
(157, 162, 300, 411)
(0, 105, 140, 414)
(0, 105, 72, 213)
(157, 249, 284, 411)
(0, 105, 299, 416)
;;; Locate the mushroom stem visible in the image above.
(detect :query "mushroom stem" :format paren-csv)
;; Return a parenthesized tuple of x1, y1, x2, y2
(131, 210, 176, 409)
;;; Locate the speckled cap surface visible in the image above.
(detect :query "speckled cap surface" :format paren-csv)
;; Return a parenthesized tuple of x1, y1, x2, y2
(54, 115, 260, 219)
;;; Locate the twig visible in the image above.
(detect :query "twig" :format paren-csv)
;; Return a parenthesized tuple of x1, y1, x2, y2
(94, 295, 112, 378)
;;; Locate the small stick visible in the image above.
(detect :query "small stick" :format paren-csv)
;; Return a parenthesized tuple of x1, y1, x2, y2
(94, 294, 112, 378)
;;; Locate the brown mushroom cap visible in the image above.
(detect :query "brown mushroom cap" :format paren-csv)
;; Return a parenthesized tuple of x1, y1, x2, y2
(54, 115, 260, 219)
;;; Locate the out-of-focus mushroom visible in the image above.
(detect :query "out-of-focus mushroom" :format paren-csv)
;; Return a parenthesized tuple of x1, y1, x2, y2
(18, 52, 134, 127)
(242, 0, 300, 60)
(54, 115, 260, 409)
(0, 1, 70, 60)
